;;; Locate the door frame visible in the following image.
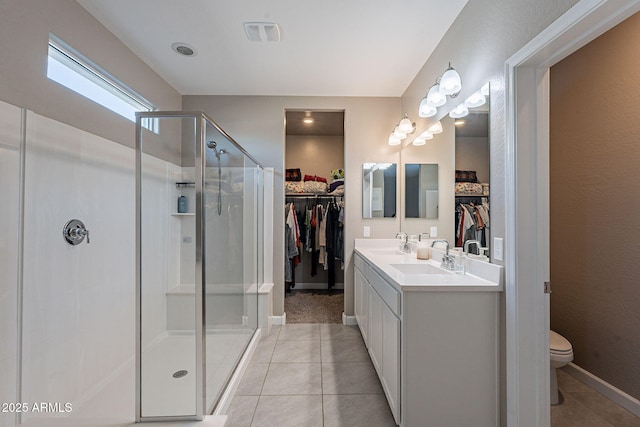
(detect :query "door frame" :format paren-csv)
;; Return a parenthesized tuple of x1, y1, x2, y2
(504, 0, 640, 425)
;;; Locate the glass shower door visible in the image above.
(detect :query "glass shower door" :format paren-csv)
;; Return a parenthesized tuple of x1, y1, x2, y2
(203, 121, 261, 412)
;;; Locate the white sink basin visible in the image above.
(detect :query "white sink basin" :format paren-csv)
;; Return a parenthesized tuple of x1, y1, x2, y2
(389, 263, 450, 275)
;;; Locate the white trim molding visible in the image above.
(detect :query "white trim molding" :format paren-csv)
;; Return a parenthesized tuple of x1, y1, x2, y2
(269, 313, 287, 325)
(504, 0, 640, 426)
(563, 364, 640, 417)
(342, 312, 357, 326)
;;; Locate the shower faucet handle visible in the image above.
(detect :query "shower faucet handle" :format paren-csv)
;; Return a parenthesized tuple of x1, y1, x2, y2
(63, 219, 90, 245)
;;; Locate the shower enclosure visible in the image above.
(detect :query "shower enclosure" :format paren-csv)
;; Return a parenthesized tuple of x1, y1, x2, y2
(135, 111, 264, 421)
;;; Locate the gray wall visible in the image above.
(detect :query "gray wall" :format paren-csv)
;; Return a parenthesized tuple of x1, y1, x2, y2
(550, 10, 640, 401)
(399, 1, 580, 423)
(183, 95, 401, 316)
(400, 0, 580, 264)
(0, 0, 182, 154)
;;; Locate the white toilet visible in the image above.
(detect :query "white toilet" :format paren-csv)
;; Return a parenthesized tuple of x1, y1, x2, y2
(550, 330, 574, 405)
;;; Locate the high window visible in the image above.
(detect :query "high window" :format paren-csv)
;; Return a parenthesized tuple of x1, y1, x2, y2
(47, 34, 157, 132)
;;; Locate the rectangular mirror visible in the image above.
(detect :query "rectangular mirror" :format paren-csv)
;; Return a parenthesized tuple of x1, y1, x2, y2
(455, 82, 490, 257)
(404, 163, 438, 219)
(362, 163, 396, 218)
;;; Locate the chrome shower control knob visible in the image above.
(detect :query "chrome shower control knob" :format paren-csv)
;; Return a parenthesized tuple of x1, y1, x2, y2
(63, 219, 90, 245)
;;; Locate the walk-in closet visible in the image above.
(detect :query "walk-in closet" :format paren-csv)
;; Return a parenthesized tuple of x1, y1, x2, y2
(284, 110, 345, 323)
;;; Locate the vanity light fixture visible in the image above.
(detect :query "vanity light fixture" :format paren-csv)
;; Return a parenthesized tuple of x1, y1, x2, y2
(417, 63, 463, 119)
(449, 103, 469, 119)
(393, 126, 407, 140)
(439, 62, 462, 97)
(464, 90, 486, 108)
(426, 83, 447, 108)
(388, 114, 416, 145)
(398, 113, 416, 134)
(412, 130, 434, 146)
(388, 132, 402, 146)
(428, 121, 443, 134)
(418, 98, 437, 118)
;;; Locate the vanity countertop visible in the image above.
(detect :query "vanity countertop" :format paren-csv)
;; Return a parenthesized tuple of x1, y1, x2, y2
(354, 239, 503, 292)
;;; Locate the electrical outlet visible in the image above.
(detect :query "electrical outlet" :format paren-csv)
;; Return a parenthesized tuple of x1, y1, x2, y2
(363, 226, 370, 237)
(430, 226, 437, 238)
(493, 237, 504, 261)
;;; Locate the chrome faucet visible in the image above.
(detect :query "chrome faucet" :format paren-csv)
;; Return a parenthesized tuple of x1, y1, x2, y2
(431, 239, 454, 270)
(396, 232, 410, 253)
(463, 239, 481, 255)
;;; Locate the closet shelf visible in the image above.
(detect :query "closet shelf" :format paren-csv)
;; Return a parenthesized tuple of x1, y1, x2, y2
(455, 193, 489, 197)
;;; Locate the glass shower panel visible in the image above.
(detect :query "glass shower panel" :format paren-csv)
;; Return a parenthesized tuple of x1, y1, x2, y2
(203, 123, 261, 412)
(138, 115, 200, 420)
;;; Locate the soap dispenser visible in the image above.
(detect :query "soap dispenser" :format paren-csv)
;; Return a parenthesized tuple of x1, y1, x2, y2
(178, 195, 188, 213)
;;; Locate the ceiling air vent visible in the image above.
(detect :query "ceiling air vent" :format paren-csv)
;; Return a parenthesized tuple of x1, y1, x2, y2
(244, 22, 281, 42)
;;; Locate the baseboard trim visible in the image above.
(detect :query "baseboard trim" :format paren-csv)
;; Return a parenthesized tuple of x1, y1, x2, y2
(563, 363, 640, 416)
(270, 313, 286, 325)
(342, 313, 357, 326)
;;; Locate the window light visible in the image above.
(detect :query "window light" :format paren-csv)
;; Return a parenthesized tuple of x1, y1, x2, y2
(47, 34, 157, 132)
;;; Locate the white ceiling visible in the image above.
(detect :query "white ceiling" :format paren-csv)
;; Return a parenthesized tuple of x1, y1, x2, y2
(77, 0, 468, 97)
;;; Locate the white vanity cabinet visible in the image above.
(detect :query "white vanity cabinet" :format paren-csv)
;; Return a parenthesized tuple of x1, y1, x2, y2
(353, 256, 369, 345)
(353, 247, 501, 427)
(355, 253, 401, 424)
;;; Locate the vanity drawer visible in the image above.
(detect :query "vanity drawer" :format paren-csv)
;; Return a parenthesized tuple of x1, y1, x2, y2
(368, 268, 401, 316)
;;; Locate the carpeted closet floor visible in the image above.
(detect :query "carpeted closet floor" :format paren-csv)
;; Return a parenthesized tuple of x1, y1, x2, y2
(284, 289, 344, 324)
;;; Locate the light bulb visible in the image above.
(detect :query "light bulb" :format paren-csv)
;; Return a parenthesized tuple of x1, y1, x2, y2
(412, 138, 426, 146)
(388, 133, 401, 146)
(426, 83, 446, 107)
(464, 91, 486, 108)
(439, 64, 462, 96)
(419, 97, 437, 117)
(428, 121, 443, 134)
(449, 103, 469, 119)
(398, 115, 414, 134)
(420, 131, 434, 140)
(393, 126, 407, 140)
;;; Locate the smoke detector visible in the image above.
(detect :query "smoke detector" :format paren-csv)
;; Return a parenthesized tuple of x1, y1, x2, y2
(243, 22, 281, 42)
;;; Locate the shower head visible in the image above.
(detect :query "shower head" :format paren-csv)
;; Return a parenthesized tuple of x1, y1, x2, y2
(207, 141, 217, 149)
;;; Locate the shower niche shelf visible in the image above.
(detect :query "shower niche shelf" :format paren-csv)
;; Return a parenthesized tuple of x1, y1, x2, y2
(176, 181, 195, 188)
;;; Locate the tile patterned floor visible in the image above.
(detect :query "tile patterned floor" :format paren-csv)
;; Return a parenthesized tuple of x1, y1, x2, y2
(225, 324, 397, 427)
(551, 369, 640, 427)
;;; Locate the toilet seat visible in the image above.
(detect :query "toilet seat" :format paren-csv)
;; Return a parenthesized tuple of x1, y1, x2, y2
(550, 330, 572, 353)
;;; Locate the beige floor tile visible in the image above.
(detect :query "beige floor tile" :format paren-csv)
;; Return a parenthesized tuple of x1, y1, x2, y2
(225, 395, 258, 427)
(252, 395, 323, 427)
(322, 362, 384, 395)
(235, 363, 269, 396)
(323, 394, 397, 427)
(271, 339, 321, 363)
(249, 340, 276, 363)
(278, 324, 321, 341)
(261, 362, 322, 395)
(320, 324, 363, 341)
(321, 337, 369, 363)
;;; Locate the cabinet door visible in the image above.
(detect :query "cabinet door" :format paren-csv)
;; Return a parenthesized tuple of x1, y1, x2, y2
(368, 288, 383, 376)
(382, 305, 401, 425)
(354, 266, 369, 345)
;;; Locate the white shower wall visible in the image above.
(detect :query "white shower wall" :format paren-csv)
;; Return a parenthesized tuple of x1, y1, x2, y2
(0, 101, 22, 427)
(18, 110, 180, 422)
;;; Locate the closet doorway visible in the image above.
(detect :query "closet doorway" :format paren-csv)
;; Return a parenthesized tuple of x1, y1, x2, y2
(284, 109, 345, 323)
